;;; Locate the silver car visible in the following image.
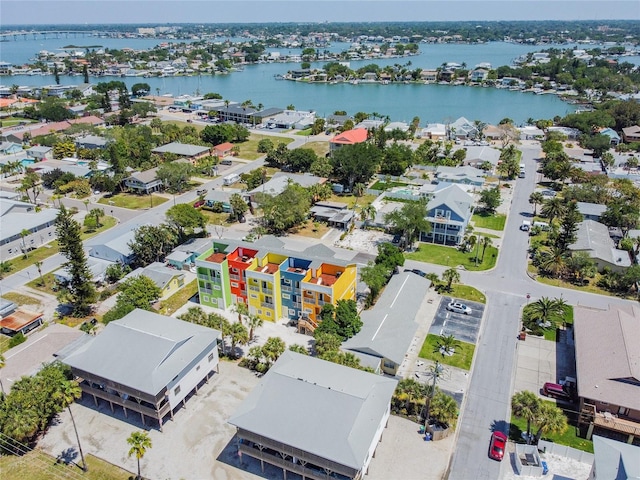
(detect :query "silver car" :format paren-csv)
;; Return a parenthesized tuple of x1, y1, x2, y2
(447, 301, 472, 315)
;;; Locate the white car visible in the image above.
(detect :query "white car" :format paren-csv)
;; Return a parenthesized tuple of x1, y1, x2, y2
(447, 301, 472, 315)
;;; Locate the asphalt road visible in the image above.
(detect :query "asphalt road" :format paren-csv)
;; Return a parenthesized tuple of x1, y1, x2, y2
(447, 144, 636, 479)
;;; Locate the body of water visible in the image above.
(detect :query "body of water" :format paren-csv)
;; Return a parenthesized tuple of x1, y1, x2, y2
(0, 37, 600, 124)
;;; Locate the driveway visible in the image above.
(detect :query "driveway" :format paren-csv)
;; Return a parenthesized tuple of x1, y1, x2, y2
(429, 296, 485, 344)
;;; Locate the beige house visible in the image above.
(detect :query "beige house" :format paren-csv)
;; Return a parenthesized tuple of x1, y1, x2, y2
(574, 304, 640, 443)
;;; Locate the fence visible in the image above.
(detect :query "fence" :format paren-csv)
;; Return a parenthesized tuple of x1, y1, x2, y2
(538, 440, 594, 465)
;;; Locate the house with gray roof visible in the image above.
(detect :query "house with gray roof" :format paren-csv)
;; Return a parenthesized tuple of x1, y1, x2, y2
(246, 172, 326, 202)
(0, 198, 58, 260)
(151, 142, 211, 162)
(576, 202, 607, 222)
(460, 145, 501, 170)
(574, 305, 640, 443)
(590, 436, 640, 480)
(228, 350, 397, 480)
(75, 135, 110, 150)
(450, 117, 478, 139)
(342, 271, 430, 375)
(568, 220, 631, 273)
(435, 165, 485, 186)
(26, 145, 52, 161)
(61, 309, 221, 430)
(123, 262, 186, 299)
(423, 184, 474, 245)
(87, 229, 136, 265)
(124, 167, 162, 193)
(310, 201, 354, 230)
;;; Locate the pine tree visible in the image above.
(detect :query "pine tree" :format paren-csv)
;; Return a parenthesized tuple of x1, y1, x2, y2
(55, 207, 96, 316)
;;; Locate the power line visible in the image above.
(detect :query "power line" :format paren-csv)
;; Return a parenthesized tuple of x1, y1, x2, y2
(0, 432, 88, 480)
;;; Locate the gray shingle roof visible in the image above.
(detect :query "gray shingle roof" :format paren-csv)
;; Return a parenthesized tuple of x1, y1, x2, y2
(342, 272, 430, 365)
(569, 220, 631, 267)
(574, 305, 640, 412)
(152, 142, 210, 157)
(126, 262, 184, 290)
(427, 184, 474, 221)
(228, 351, 397, 470)
(61, 309, 221, 396)
(576, 202, 607, 218)
(248, 172, 325, 196)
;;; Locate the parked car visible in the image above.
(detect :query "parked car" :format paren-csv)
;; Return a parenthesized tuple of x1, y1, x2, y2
(193, 200, 205, 208)
(488, 431, 507, 461)
(405, 268, 427, 277)
(220, 159, 233, 165)
(392, 234, 402, 244)
(447, 301, 472, 315)
(196, 189, 207, 196)
(542, 382, 572, 401)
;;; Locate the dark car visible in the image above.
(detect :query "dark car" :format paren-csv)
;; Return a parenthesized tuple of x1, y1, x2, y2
(392, 234, 401, 244)
(489, 431, 507, 461)
(542, 382, 573, 401)
(405, 268, 427, 277)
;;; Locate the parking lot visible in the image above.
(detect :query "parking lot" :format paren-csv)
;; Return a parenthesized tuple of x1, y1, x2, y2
(37, 360, 452, 480)
(429, 296, 485, 344)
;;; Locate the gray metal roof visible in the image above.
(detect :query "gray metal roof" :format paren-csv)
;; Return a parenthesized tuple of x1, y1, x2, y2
(152, 142, 210, 157)
(342, 272, 430, 365)
(592, 435, 640, 480)
(436, 165, 485, 184)
(1, 205, 59, 242)
(62, 309, 221, 396)
(89, 229, 136, 256)
(228, 350, 397, 470)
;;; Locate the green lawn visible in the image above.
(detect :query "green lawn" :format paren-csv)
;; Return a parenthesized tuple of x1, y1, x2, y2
(472, 212, 507, 231)
(528, 264, 631, 298)
(235, 134, 294, 160)
(418, 334, 476, 370)
(158, 280, 198, 316)
(0, 451, 132, 480)
(98, 193, 168, 210)
(510, 406, 593, 453)
(26, 272, 58, 295)
(304, 141, 330, 158)
(5, 216, 117, 275)
(1, 292, 42, 307)
(370, 180, 409, 190)
(407, 243, 498, 271)
(446, 284, 486, 303)
(290, 219, 331, 239)
(0, 334, 12, 354)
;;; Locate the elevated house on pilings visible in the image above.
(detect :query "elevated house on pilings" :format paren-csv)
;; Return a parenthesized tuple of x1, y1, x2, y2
(60, 309, 222, 430)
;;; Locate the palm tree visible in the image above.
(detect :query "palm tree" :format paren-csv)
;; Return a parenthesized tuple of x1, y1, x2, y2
(425, 272, 440, 289)
(57, 380, 86, 471)
(537, 246, 568, 278)
(228, 322, 249, 358)
(430, 390, 459, 427)
(435, 334, 461, 357)
(529, 191, 544, 216)
(442, 268, 460, 292)
(359, 204, 376, 229)
(0, 353, 5, 394)
(288, 344, 308, 355)
(246, 314, 264, 342)
(533, 401, 568, 444)
(262, 336, 285, 367)
(481, 236, 493, 262)
(20, 229, 31, 257)
(34, 261, 44, 286)
(127, 431, 152, 480)
(541, 197, 565, 224)
(527, 296, 567, 328)
(511, 390, 540, 444)
(395, 378, 425, 412)
(232, 302, 249, 325)
(90, 207, 104, 228)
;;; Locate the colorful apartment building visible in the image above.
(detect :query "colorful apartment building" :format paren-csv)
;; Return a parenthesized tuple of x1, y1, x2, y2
(195, 240, 357, 327)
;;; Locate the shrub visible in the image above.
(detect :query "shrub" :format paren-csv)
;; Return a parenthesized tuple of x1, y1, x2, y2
(8, 332, 27, 348)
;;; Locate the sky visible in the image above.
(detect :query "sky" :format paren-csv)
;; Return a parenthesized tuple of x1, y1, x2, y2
(1, 0, 639, 25)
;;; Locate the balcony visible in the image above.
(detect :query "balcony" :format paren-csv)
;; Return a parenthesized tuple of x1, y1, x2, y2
(262, 288, 273, 296)
(197, 274, 209, 281)
(261, 302, 275, 309)
(281, 285, 292, 293)
(229, 274, 241, 281)
(249, 285, 259, 292)
(582, 403, 640, 438)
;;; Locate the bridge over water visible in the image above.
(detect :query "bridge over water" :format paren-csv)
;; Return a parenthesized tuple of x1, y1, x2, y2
(0, 31, 121, 41)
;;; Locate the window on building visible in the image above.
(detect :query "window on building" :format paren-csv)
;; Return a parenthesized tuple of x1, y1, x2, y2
(174, 385, 181, 395)
(208, 353, 214, 362)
